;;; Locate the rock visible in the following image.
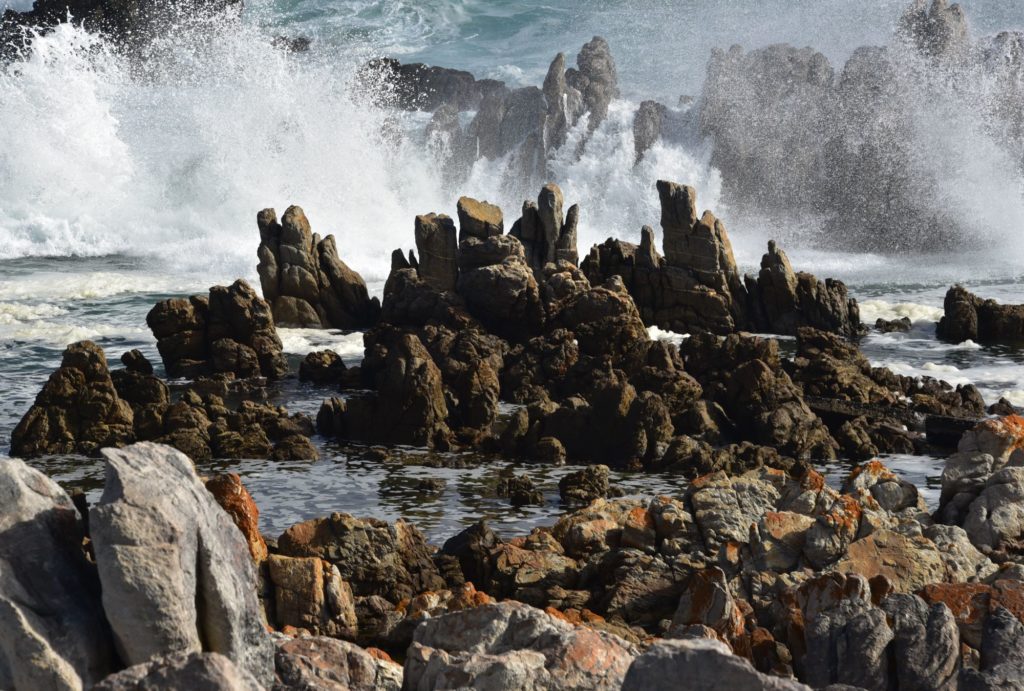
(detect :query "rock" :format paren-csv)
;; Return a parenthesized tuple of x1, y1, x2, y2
(937, 285, 1024, 344)
(959, 605, 1024, 690)
(441, 521, 501, 589)
(319, 331, 451, 448)
(633, 100, 668, 164)
(93, 652, 261, 691)
(457, 235, 526, 272)
(670, 567, 744, 640)
(559, 465, 611, 505)
(802, 596, 893, 690)
(842, 459, 924, 513)
(266, 555, 357, 638)
(404, 601, 636, 690)
(257, 206, 379, 329)
(273, 636, 403, 691)
(881, 593, 960, 691)
(875, 316, 912, 333)
(901, 0, 971, 59)
(924, 524, 998, 583)
(10, 340, 135, 457)
(147, 279, 288, 380)
(622, 638, 810, 691)
(496, 472, 545, 507)
(458, 256, 544, 342)
(918, 580, 1024, 649)
(360, 57, 502, 112)
(962, 467, 1024, 555)
(509, 184, 579, 271)
(205, 473, 268, 563)
(0, 459, 115, 690)
(549, 280, 648, 359)
(121, 349, 154, 374)
(415, 213, 459, 293)
(299, 350, 347, 384)
(457, 196, 504, 242)
(566, 36, 620, 132)
(277, 512, 445, 604)
(90, 443, 273, 685)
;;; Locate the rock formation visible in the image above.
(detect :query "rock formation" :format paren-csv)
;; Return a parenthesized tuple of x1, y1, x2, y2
(257, 206, 380, 329)
(937, 285, 1024, 344)
(91, 443, 274, 685)
(147, 278, 288, 380)
(581, 180, 863, 338)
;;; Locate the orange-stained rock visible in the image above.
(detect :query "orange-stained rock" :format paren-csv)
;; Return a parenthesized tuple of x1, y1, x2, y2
(365, 647, 393, 663)
(206, 472, 267, 563)
(918, 579, 1024, 648)
(833, 529, 945, 593)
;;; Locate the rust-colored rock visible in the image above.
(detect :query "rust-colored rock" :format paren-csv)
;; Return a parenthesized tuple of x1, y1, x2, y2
(206, 473, 268, 563)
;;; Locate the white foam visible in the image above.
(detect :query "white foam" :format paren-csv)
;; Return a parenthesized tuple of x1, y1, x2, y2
(647, 325, 689, 346)
(278, 328, 365, 360)
(0, 272, 192, 302)
(858, 299, 944, 325)
(0, 301, 66, 324)
(0, 321, 149, 347)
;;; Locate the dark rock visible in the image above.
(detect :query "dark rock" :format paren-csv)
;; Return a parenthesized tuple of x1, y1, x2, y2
(11, 340, 135, 457)
(360, 57, 502, 112)
(414, 213, 459, 293)
(559, 464, 611, 505)
(456, 196, 504, 242)
(147, 279, 288, 380)
(875, 316, 912, 333)
(566, 36, 620, 132)
(509, 183, 579, 271)
(937, 285, 1024, 344)
(633, 100, 668, 164)
(496, 471, 545, 507)
(121, 349, 154, 375)
(298, 350, 347, 384)
(256, 206, 379, 329)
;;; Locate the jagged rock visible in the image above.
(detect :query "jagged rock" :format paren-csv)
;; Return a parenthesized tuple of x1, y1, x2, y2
(509, 184, 580, 271)
(93, 652, 261, 691)
(205, 473, 268, 563)
(273, 636, 403, 691)
(0, 459, 115, 690)
(276, 512, 445, 604)
(633, 100, 668, 163)
(876, 316, 912, 333)
(147, 279, 288, 380)
(90, 443, 273, 685)
(441, 521, 501, 589)
(549, 279, 647, 359)
(962, 467, 1024, 555)
(404, 601, 637, 690)
(266, 555, 357, 638)
(458, 256, 544, 342)
(496, 472, 545, 507)
(414, 213, 459, 293)
(622, 638, 810, 691)
(10, 340, 134, 457)
(802, 596, 893, 690)
(670, 567, 744, 640)
(458, 234, 526, 272)
(420, 325, 506, 437)
(559, 464, 611, 505)
(918, 580, 1024, 649)
(318, 331, 451, 448)
(566, 36, 620, 132)
(937, 285, 1024, 344)
(900, 0, 970, 59)
(257, 206, 379, 328)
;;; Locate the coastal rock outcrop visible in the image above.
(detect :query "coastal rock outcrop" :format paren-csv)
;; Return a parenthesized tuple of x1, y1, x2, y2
(257, 206, 380, 329)
(937, 284, 1024, 344)
(147, 279, 288, 380)
(90, 443, 274, 685)
(581, 181, 863, 338)
(92, 652, 261, 691)
(10, 340, 134, 457)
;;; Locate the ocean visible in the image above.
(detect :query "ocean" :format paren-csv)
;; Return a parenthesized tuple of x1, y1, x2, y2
(1, 0, 1022, 541)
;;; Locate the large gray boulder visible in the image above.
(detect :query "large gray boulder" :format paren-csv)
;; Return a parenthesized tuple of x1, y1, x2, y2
(274, 636, 403, 691)
(622, 638, 810, 691)
(882, 594, 960, 690)
(90, 443, 273, 686)
(93, 652, 261, 691)
(403, 601, 636, 690)
(0, 459, 115, 690)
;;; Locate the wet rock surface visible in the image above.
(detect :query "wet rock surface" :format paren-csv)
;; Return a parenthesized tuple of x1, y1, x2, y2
(938, 285, 1024, 345)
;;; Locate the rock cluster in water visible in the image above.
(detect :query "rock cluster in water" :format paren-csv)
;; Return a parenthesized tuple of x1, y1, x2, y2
(938, 285, 1024, 345)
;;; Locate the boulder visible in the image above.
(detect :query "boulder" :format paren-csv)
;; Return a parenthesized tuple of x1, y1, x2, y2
(457, 196, 504, 242)
(273, 636, 403, 691)
(93, 652, 261, 691)
(147, 279, 288, 380)
(881, 593, 960, 691)
(298, 350, 347, 385)
(276, 512, 445, 604)
(622, 638, 810, 691)
(0, 459, 115, 690)
(559, 464, 611, 505)
(10, 340, 134, 457)
(404, 601, 636, 691)
(415, 213, 459, 293)
(90, 443, 273, 685)
(266, 555, 357, 638)
(457, 256, 544, 342)
(257, 206, 380, 328)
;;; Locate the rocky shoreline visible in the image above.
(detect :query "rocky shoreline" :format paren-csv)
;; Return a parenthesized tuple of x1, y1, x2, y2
(3, 174, 1024, 689)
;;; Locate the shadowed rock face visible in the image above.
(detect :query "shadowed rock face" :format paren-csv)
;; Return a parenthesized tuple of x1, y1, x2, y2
(0, 459, 115, 690)
(92, 652, 262, 691)
(937, 285, 1024, 344)
(257, 206, 380, 329)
